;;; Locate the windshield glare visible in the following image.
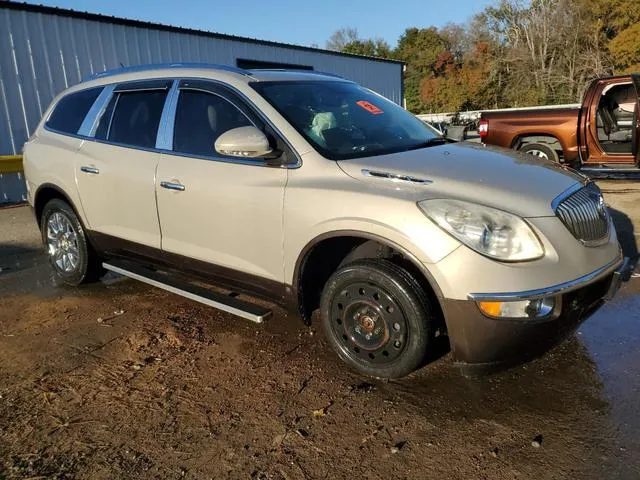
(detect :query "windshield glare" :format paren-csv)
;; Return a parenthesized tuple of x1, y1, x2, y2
(251, 81, 441, 160)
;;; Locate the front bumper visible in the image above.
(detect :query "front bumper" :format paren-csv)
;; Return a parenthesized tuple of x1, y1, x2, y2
(441, 256, 630, 369)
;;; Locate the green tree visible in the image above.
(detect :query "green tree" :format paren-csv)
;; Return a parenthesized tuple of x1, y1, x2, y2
(342, 38, 392, 58)
(394, 27, 450, 112)
(608, 22, 640, 72)
(580, 0, 640, 38)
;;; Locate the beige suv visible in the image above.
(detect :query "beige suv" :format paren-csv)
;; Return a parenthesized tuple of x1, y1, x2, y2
(24, 64, 628, 378)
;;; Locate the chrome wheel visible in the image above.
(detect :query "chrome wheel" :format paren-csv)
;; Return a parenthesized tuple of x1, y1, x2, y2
(525, 149, 549, 159)
(46, 212, 80, 273)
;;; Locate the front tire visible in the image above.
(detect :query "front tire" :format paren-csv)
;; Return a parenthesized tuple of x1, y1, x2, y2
(320, 259, 436, 379)
(40, 199, 103, 285)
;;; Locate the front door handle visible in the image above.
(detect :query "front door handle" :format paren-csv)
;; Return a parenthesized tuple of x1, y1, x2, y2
(80, 166, 99, 174)
(160, 181, 185, 192)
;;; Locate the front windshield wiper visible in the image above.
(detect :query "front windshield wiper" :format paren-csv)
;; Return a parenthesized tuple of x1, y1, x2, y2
(405, 137, 447, 151)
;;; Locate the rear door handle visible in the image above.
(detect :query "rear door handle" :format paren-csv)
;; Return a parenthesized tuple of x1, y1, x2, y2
(80, 166, 99, 174)
(160, 181, 185, 192)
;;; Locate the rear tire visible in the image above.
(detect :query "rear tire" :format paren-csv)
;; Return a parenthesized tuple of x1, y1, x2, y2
(40, 199, 103, 285)
(320, 259, 436, 379)
(520, 143, 560, 162)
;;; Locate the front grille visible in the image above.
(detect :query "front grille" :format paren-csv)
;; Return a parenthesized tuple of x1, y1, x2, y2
(555, 183, 609, 245)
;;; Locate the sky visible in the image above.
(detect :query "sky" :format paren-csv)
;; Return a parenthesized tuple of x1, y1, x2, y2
(23, 0, 495, 48)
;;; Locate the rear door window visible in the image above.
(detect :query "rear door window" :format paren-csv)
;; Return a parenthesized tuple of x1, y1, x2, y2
(95, 89, 168, 148)
(46, 87, 103, 135)
(173, 90, 253, 157)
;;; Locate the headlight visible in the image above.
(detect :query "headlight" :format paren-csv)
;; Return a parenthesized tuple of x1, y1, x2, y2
(418, 199, 544, 261)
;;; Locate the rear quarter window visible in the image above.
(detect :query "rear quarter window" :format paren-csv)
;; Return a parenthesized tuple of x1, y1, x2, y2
(45, 87, 103, 135)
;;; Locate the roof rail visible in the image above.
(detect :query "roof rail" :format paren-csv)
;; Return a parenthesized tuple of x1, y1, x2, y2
(85, 63, 252, 81)
(248, 68, 345, 79)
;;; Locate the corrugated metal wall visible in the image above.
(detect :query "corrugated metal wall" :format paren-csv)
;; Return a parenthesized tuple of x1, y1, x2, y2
(0, 4, 403, 204)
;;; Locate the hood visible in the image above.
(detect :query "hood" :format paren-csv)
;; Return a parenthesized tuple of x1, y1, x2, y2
(337, 142, 585, 218)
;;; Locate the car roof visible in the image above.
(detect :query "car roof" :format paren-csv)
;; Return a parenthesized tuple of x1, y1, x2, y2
(81, 63, 350, 87)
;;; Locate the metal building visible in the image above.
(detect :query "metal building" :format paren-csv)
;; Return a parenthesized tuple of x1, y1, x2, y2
(0, 1, 404, 204)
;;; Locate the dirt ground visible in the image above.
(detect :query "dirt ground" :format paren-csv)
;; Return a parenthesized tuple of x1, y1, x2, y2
(1, 181, 639, 480)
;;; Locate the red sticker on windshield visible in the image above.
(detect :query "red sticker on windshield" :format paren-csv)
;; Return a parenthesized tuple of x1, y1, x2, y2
(356, 100, 384, 114)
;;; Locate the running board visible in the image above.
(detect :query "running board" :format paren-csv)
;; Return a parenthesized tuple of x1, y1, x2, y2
(580, 167, 640, 179)
(102, 260, 272, 323)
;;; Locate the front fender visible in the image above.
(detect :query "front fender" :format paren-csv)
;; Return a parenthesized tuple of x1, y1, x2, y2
(285, 216, 460, 289)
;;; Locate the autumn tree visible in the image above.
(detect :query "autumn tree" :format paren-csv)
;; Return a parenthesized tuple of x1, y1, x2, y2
(608, 23, 640, 72)
(394, 27, 450, 112)
(326, 0, 638, 114)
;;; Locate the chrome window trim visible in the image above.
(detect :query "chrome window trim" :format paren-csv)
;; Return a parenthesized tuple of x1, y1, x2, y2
(41, 75, 303, 169)
(90, 84, 117, 137)
(155, 80, 180, 150)
(77, 85, 112, 136)
(468, 253, 623, 302)
(103, 93, 120, 140)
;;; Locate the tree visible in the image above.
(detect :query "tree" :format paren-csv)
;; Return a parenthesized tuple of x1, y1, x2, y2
(394, 27, 450, 112)
(579, 0, 640, 39)
(480, 0, 609, 106)
(326, 28, 359, 51)
(608, 22, 640, 73)
(342, 38, 392, 58)
(324, 0, 637, 114)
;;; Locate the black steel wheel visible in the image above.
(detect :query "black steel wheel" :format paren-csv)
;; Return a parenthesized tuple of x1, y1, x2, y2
(320, 259, 435, 379)
(40, 199, 103, 285)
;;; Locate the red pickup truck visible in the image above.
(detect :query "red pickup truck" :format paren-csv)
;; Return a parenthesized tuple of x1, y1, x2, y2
(479, 74, 640, 173)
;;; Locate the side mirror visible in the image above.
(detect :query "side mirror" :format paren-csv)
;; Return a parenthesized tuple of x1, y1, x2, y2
(214, 126, 274, 158)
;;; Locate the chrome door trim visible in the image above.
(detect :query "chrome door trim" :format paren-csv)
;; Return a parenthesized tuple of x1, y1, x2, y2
(156, 80, 180, 150)
(77, 84, 115, 137)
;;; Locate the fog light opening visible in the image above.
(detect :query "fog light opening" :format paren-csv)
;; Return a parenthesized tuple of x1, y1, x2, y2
(478, 297, 557, 319)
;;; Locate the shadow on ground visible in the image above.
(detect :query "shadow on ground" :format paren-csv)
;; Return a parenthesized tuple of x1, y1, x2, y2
(610, 207, 639, 270)
(0, 243, 44, 274)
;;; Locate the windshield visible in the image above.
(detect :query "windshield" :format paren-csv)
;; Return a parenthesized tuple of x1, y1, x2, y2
(251, 81, 442, 160)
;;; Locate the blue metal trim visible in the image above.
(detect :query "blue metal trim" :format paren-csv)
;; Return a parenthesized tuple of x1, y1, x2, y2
(155, 80, 180, 150)
(85, 63, 252, 82)
(77, 84, 116, 137)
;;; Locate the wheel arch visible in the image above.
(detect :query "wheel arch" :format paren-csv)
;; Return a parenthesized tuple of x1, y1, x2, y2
(34, 183, 84, 228)
(292, 230, 445, 325)
(510, 133, 565, 157)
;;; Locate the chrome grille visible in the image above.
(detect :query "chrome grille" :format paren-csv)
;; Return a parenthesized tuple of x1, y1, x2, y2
(555, 183, 609, 246)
